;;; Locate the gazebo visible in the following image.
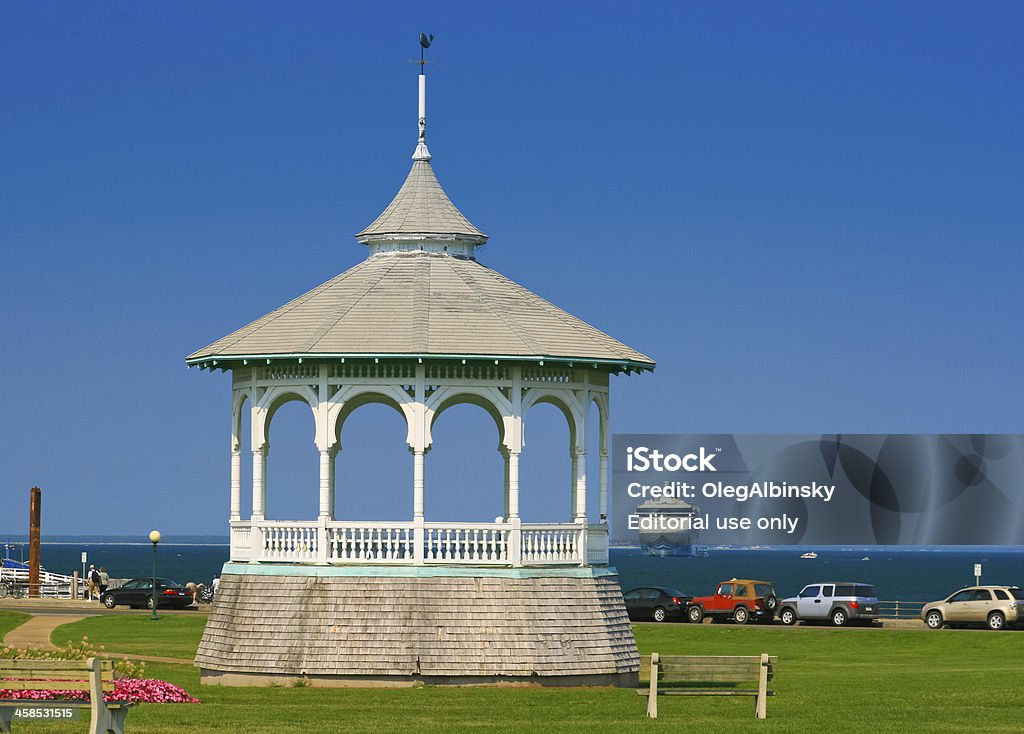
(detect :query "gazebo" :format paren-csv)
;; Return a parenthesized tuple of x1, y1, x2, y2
(187, 61, 654, 686)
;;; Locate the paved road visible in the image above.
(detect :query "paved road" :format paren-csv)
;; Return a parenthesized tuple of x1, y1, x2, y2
(0, 598, 206, 617)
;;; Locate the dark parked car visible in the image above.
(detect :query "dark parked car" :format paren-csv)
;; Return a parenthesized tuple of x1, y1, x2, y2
(623, 587, 692, 622)
(101, 578, 193, 610)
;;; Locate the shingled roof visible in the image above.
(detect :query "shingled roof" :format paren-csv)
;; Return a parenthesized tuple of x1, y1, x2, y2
(186, 252, 654, 370)
(356, 159, 487, 242)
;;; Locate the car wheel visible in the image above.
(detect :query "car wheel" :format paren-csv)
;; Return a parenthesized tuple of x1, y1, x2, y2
(688, 605, 704, 624)
(765, 594, 778, 614)
(831, 608, 848, 626)
(102, 594, 116, 609)
(988, 611, 1006, 631)
(652, 606, 667, 622)
(925, 610, 943, 629)
(146, 596, 156, 610)
(733, 606, 749, 624)
(780, 607, 797, 626)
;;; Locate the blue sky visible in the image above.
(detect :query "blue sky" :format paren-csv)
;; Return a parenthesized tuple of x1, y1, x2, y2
(1, 2, 1021, 536)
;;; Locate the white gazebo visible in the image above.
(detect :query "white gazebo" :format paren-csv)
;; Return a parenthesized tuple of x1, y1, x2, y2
(188, 59, 654, 687)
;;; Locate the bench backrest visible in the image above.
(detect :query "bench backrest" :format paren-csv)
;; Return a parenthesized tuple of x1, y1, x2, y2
(641, 654, 776, 684)
(0, 658, 115, 695)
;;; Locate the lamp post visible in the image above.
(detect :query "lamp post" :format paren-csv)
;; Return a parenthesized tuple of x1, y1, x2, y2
(149, 530, 161, 620)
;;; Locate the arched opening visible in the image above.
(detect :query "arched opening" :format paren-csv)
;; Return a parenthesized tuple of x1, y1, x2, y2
(428, 400, 505, 522)
(263, 398, 318, 521)
(235, 394, 252, 519)
(586, 397, 604, 522)
(520, 401, 574, 522)
(333, 400, 410, 521)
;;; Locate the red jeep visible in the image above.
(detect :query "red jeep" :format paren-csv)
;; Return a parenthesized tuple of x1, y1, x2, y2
(687, 578, 778, 624)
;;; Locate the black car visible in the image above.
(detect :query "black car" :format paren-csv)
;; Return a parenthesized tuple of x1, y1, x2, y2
(101, 578, 193, 610)
(623, 587, 692, 622)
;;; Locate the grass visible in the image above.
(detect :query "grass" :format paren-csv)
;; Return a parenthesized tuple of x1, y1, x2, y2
(8, 615, 1024, 733)
(0, 610, 30, 642)
(49, 614, 207, 660)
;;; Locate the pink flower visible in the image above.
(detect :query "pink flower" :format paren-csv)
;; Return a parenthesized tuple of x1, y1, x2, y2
(0, 679, 198, 704)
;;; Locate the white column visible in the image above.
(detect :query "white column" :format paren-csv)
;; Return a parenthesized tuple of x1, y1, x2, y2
(574, 450, 587, 521)
(251, 447, 266, 521)
(413, 449, 425, 519)
(599, 451, 609, 521)
(502, 448, 510, 517)
(508, 450, 520, 519)
(570, 453, 578, 519)
(598, 392, 610, 521)
(318, 449, 331, 519)
(329, 445, 339, 519)
(230, 445, 241, 521)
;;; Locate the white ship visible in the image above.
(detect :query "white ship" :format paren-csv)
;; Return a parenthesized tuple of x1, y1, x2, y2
(636, 497, 700, 557)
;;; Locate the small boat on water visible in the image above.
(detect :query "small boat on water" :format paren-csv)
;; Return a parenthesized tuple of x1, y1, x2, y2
(800, 551, 818, 559)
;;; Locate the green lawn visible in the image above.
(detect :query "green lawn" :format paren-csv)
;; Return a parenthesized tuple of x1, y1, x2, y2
(0, 610, 30, 641)
(9, 616, 1024, 733)
(50, 614, 207, 660)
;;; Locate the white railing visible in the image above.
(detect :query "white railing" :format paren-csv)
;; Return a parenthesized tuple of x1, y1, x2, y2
(424, 523, 508, 564)
(229, 520, 610, 568)
(230, 521, 252, 562)
(586, 525, 609, 565)
(330, 523, 414, 563)
(261, 522, 320, 562)
(521, 525, 582, 565)
(1, 567, 76, 598)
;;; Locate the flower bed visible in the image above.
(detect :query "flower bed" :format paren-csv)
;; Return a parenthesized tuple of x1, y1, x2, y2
(0, 678, 198, 703)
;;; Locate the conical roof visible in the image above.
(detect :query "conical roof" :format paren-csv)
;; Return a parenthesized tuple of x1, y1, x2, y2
(187, 252, 653, 370)
(356, 159, 487, 242)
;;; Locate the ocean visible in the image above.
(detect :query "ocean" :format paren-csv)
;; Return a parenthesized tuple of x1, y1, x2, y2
(6, 537, 1023, 603)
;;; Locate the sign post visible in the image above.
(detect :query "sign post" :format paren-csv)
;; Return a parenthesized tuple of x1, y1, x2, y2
(974, 563, 982, 585)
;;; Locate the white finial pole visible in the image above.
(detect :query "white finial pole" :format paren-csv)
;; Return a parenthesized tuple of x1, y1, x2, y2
(413, 33, 433, 161)
(419, 73, 426, 143)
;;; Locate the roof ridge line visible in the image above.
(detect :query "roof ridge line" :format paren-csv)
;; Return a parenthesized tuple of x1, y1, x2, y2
(482, 264, 653, 363)
(305, 257, 404, 352)
(446, 260, 546, 355)
(196, 260, 374, 357)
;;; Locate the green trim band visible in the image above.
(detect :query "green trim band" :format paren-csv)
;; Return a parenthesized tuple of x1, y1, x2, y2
(185, 352, 655, 372)
(221, 562, 619, 580)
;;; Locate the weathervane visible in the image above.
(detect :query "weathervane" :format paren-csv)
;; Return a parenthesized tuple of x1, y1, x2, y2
(418, 32, 434, 73)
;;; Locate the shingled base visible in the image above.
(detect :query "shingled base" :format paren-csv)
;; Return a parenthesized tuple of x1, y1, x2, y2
(196, 565, 639, 687)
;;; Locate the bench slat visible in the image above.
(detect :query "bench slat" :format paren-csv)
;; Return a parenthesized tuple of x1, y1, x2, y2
(657, 655, 764, 664)
(0, 660, 113, 671)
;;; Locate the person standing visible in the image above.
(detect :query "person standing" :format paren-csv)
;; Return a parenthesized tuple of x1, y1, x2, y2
(98, 567, 109, 597)
(86, 565, 98, 601)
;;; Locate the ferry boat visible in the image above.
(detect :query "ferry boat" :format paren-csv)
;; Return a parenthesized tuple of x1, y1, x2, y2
(800, 551, 818, 559)
(636, 497, 701, 557)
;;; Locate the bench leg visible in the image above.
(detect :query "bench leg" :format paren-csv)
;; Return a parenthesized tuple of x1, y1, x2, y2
(106, 708, 129, 734)
(90, 707, 129, 734)
(646, 654, 659, 718)
(756, 653, 769, 719)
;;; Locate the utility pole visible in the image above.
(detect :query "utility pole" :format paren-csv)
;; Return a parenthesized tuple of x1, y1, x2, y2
(29, 487, 41, 598)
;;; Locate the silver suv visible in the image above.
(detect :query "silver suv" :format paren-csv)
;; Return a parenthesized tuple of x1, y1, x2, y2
(921, 586, 1024, 630)
(778, 582, 879, 626)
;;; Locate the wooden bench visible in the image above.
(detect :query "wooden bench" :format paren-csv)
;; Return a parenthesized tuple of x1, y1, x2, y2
(0, 657, 134, 733)
(639, 653, 777, 719)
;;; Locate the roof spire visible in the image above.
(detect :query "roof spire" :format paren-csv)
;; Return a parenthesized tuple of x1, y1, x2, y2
(414, 32, 434, 162)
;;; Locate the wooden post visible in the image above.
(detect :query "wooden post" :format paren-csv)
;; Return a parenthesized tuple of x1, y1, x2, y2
(646, 652, 659, 718)
(29, 487, 41, 598)
(756, 653, 769, 719)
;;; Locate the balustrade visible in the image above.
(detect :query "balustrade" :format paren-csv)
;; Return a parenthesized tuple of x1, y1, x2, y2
(230, 520, 608, 567)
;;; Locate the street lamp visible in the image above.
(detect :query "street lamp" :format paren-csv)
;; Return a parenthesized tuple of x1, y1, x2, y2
(149, 530, 161, 620)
